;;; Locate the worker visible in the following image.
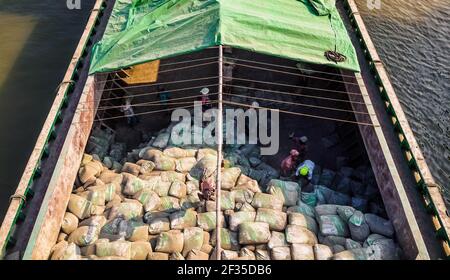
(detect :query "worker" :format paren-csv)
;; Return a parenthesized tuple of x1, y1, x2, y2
(223, 60, 234, 93)
(296, 159, 315, 182)
(158, 86, 170, 105)
(289, 132, 308, 161)
(158, 86, 171, 117)
(280, 149, 300, 177)
(200, 87, 210, 111)
(120, 97, 138, 127)
(198, 168, 216, 201)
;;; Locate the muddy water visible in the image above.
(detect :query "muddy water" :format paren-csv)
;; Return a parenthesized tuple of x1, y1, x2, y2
(354, 0, 450, 205)
(0, 0, 448, 223)
(0, 0, 95, 221)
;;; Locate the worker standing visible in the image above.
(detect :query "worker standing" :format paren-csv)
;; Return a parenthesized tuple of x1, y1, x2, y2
(120, 97, 138, 127)
(158, 86, 171, 106)
(200, 87, 210, 111)
(158, 86, 171, 117)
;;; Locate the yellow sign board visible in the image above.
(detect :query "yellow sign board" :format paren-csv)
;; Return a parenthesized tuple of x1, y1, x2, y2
(121, 60, 160, 84)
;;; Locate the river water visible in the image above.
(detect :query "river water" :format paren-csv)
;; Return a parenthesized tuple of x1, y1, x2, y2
(354, 0, 450, 206)
(0, 0, 448, 222)
(0, 0, 95, 220)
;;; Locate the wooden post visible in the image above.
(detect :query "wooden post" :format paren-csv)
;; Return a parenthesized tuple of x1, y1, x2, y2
(215, 45, 224, 260)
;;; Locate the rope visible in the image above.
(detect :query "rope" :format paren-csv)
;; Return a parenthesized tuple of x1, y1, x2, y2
(73, 101, 219, 124)
(79, 93, 219, 112)
(55, 80, 75, 93)
(79, 83, 219, 104)
(9, 193, 26, 204)
(230, 77, 362, 96)
(95, 61, 218, 85)
(222, 100, 377, 127)
(223, 92, 371, 115)
(224, 57, 356, 79)
(224, 84, 366, 105)
(230, 62, 359, 86)
(325, 51, 347, 63)
(157, 56, 218, 68)
(156, 61, 218, 74)
(88, 77, 362, 107)
(94, 75, 219, 88)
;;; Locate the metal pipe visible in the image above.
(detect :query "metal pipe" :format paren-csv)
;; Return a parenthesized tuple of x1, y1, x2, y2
(215, 45, 224, 260)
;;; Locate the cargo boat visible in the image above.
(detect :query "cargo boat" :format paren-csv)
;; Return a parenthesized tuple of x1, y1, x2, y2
(0, 0, 448, 260)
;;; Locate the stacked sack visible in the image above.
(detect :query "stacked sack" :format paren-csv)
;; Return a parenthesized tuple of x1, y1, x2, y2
(50, 124, 401, 260)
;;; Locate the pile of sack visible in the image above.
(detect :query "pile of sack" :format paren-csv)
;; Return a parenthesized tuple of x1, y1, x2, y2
(49, 123, 401, 260)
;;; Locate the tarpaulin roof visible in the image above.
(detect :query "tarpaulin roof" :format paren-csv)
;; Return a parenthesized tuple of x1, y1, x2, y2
(89, 0, 360, 74)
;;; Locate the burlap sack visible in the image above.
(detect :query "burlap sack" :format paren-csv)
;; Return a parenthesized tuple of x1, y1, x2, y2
(170, 209, 197, 230)
(96, 240, 131, 259)
(168, 181, 187, 199)
(271, 246, 291, 260)
(221, 167, 241, 190)
(267, 179, 300, 206)
(197, 212, 225, 231)
(251, 193, 283, 211)
(228, 211, 256, 231)
(255, 208, 287, 231)
(291, 244, 314, 260)
(238, 222, 271, 244)
(68, 194, 92, 219)
(155, 230, 184, 253)
(61, 212, 79, 235)
(285, 225, 318, 245)
(68, 226, 99, 246)
(130, 241, 152, 260)
(182, 227, 204, 257)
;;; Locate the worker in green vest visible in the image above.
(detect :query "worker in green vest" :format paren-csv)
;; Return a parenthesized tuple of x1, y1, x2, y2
(296, 159, 315, 187)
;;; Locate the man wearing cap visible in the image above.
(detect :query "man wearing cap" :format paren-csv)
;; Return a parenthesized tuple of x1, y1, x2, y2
(296, 159, 315, 182)
(200, 87, 210, 111)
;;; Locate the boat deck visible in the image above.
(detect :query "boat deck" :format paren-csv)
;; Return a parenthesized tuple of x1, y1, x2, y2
(0, 0, 448, 260)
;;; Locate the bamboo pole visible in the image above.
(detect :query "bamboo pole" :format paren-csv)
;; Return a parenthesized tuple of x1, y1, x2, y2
(215, 45, 224, 260)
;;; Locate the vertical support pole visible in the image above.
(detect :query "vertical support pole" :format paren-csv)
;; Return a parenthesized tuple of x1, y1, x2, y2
(215, 45, 224, 260)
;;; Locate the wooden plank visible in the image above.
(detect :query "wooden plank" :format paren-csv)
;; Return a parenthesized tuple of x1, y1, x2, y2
(0, 0, 106, 257)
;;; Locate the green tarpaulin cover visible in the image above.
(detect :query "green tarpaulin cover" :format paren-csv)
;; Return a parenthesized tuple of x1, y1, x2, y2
(89, 0, 360, 74)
